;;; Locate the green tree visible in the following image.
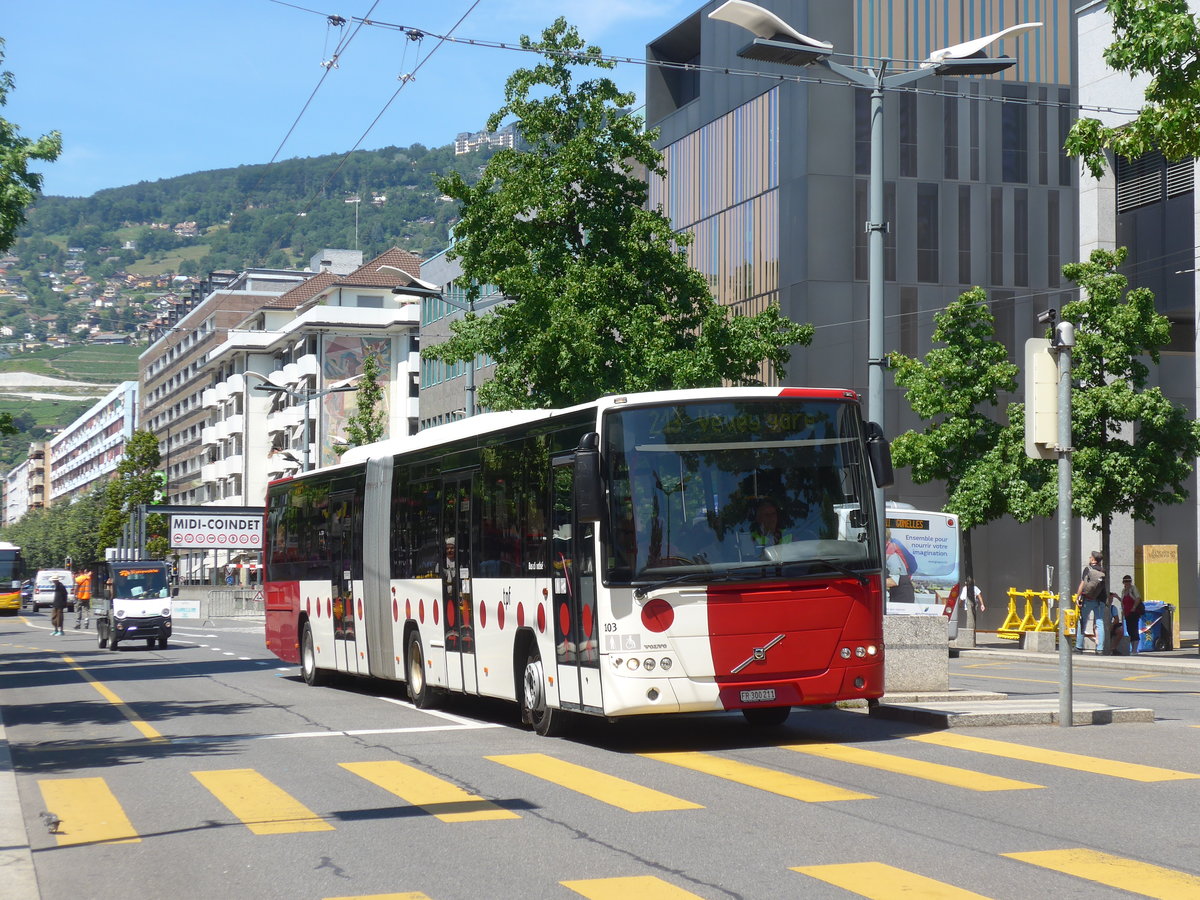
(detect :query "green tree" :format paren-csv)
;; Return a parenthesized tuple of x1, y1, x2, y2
(888, 289, 1052, 636)
(97, 430, 165, 558)
(336, 352, 387, 452)
(428, 18, 811, 410)
(0, 38, 62, 253)
(1061, 247, 1200, 562)
(0, 485, 105, 569)
(1065, 0, 1200, 177)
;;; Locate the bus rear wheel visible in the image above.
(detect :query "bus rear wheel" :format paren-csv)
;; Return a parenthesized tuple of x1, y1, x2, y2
(521, 648, 565, 737)
(301, 622, 330, 686)
(407, 633, 440, 708)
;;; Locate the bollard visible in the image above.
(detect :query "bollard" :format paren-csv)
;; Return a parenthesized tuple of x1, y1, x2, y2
(1034, 592, 1057, 632)
(1017, 590, 1037, 632)
(999, 590, 1022, 640)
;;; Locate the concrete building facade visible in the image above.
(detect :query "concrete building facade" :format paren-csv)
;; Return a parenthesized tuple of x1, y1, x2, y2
(1076, 0, 1198, 629)
(48, 381, 138, 504)
(646, 0, 1079, 625)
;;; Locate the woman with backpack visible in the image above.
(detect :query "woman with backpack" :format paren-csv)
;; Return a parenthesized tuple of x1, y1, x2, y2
(1073, 550, 1108, 654)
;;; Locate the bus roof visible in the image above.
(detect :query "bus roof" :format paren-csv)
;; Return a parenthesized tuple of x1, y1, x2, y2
(326, 386, 861, 472)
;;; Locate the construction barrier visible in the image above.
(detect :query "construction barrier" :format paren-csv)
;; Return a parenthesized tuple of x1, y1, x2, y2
(1000, 589, 1072, 641)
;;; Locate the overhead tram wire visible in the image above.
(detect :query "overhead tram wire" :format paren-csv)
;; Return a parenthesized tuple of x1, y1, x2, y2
(293, 0, 485, 221)
(246, 1, 384, 203)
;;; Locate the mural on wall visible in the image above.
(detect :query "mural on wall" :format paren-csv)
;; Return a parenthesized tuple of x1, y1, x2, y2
(320, 335, 392, 467)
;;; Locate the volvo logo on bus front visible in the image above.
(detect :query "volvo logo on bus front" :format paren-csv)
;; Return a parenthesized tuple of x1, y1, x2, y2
(731, 633, 786, 674)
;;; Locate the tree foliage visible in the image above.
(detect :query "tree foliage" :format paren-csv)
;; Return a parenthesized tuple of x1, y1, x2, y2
(96, 430, 165, 558)
(0, 38, 62, 253)
(336, 353, 387, 452)
(1062, 248, 1200, 528)
(888, 290, 1054, 630)
(1065, 0, 1200, 177)
(0, 485, 105, 569)
(427, 18, 811, 410)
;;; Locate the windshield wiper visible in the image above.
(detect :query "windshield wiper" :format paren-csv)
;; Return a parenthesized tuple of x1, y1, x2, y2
(633, 568, 723, 599)
(807, 557, 871, 587)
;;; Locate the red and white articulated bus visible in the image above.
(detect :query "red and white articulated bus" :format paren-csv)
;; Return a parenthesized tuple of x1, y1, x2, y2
(264, 387, 894, 735)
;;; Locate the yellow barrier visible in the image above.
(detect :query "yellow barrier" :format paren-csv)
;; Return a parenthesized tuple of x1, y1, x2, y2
(1001, 589, 1072, 641)
(999, 591, 1023, 640)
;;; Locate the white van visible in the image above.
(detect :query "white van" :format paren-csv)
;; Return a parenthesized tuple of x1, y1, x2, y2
(31, 569, 74, 612)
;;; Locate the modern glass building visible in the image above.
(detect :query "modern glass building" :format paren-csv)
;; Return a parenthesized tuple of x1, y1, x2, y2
(646, 0, 1077, 611)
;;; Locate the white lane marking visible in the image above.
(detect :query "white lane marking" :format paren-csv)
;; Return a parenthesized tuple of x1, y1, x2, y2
(168, 720, 502, 745)
(372, 695, 495, 726)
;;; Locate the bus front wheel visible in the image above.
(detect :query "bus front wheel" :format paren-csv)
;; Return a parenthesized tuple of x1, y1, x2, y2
(742, 706, 791, 728)
(521, 648, 565, 737)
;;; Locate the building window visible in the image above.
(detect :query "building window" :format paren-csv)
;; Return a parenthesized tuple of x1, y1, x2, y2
(899, 287, 918, 358)
(1047, 192, 1060, 288)
(990, 188, 1004, 285)
(1013, 189, 1029, 287)
(1002, 85, 1028, 183)
(958, 185, 972, 285)
(916, 184, 939, 283)
(943, 95, 959, 180)
(855, 89, 870, 176)
(899, 92, 917, 177)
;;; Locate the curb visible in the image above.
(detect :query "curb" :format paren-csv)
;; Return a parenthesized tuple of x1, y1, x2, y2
(955, 645, 1200, 677)
(0, 712, 38, 899)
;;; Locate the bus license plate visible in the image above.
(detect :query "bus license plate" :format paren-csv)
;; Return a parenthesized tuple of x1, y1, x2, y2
(740, 689, 776, 703)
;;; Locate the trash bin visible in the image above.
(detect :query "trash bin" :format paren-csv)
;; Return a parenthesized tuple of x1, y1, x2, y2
(1138, 601, 1172, 652)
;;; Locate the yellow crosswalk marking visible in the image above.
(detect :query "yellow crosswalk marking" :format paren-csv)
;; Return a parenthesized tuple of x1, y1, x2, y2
(192, 769, 334, 834)
(487, 753, 702, 812)
(37, 777, 139, 846)
(642, 751, 873, 802)
(783, 743, 1043, 792)
(792, 862, 992, 898)
(340, 761, 519, 823)
(561, 875, 707, 898)
(61, 654, 166, 743)
(1005, 848, 1200, 897)
(909, 733, 1200, 782)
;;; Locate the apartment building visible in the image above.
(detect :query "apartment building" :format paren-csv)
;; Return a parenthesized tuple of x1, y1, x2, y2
(48, 381, 138, 504)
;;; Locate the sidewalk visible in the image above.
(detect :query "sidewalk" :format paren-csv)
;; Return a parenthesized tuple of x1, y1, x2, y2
(868, 630, 1199, 727)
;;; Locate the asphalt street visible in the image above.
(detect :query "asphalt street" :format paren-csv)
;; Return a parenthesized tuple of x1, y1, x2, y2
(3, 612, 1200, 900)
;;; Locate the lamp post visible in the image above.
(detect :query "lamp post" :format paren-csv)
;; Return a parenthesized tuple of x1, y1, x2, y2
(253, 379, 359, 472)
(709, 0, 1040, 531)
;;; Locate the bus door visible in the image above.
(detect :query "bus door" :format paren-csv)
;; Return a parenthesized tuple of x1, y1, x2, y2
(329, 490, 361, 675)
(443, 473, 478, 694)
(550, 458, 601, 712)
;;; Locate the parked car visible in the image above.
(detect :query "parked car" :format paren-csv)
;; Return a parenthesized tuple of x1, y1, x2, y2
(31, 569, 74, 612)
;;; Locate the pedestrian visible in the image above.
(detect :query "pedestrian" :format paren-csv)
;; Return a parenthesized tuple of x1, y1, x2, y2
(50, 576, 68, 636)
(1119, 574, 1144, 654)
(74, 569, 92, 630)
(955, 578, 986, 614)
(1073, 550, 1108, 654)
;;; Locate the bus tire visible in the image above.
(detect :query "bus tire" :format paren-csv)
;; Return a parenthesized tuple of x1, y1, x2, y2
(301, 622, 330, 687)
(406, 632, 440, 708)
(97, 626, 107, 649)
(521, 647, 565, 737)
(742, 706, 791, 728)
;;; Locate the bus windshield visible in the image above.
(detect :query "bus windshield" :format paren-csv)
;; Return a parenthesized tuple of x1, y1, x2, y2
(112, 566, 171, 600)
(604, 398, 879, 583)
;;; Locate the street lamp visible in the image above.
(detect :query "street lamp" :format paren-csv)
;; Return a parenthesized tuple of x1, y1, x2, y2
(253, 377, 360, 472)
(709, 0, 1040, 529)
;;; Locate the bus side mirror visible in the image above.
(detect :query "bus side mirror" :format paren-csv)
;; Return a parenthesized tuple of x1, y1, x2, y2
(574, 433, 603, 523)
(865, 422, 894, 488)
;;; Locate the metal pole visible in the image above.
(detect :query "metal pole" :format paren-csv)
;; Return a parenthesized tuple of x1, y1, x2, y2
(303, 388, 312, 472)
(1056, 340, 1074, 726)
(867, 65, 889, 543)
(465, 298, 476, 417)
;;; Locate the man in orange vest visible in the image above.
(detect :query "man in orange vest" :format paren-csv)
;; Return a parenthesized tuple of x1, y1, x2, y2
(73, 569, 93, 630)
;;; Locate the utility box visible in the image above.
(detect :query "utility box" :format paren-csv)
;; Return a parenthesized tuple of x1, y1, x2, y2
(1024, 338, 1057, 460)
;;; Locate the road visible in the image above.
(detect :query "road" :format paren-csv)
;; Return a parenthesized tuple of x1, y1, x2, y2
(3, 611, 1200, 900)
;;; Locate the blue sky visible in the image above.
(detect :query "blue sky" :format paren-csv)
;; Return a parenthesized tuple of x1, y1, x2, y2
(3, 1, 696, 198)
